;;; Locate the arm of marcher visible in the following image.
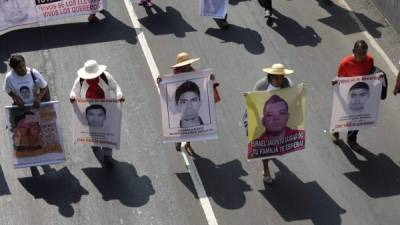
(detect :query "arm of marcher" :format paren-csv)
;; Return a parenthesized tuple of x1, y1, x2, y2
(8, 91, 24, 107)
(69, 76, 81, 100)
(105, 72, 123, 99)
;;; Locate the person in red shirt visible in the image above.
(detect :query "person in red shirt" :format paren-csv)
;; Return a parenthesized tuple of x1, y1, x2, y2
(331, 40, 374, 152)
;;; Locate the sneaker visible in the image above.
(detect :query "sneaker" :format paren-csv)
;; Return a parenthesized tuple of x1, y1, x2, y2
(265, 9, 271, 18)
(331, 132, 339, 142)
(88, 14, 99, 23)
(347, 140, 363, 153)
(263, 175, 273, 184)
(184, 143, 194, 156)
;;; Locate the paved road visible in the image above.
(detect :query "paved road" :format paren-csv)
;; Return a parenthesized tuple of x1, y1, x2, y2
(0, 0, 400, 225)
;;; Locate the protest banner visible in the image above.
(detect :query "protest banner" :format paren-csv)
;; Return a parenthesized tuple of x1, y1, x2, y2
(246, 84, 306, 160)
(0, 0, 107, 31)
(330, 73, 382, 132)
(5, 101, 65, 168)
(199, 0, 228, 19)
(159, 69, 218, 143)
(73, 98, 122, 149)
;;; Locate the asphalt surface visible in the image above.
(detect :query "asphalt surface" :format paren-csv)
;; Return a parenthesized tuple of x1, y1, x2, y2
(0, 0, 400, 225)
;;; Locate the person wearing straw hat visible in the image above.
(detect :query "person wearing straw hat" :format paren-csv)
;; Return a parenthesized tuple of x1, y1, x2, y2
(158, 52, 219, 156)
(244, 63, 294, 184)
(70, 60, 124, 166)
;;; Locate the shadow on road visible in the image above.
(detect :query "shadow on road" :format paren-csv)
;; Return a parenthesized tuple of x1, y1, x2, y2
(316, 0, 383, 38)
(0, 165, 11, 196)
(336, 140, 400, 198)
(139, 5, 197, 38)
(259, 159, 346, 225)
(19, 167, 88, 217)
(0, 10, 137, 73)
(176, 153, 251, 209)
(268, 9, 321, 47)
(205, 25, 265, 54)
(82, 159, 155, 207)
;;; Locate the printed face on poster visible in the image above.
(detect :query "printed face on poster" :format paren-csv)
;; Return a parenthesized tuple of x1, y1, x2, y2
(159, 69, 217, 143)
(5, 101, 65, 168)
(199, 0, 228, 19)
(73, 99, 122, 149)
(246, 84, 306, 160)
(0, 0, 107, 31)
(330, 74, 382, 132)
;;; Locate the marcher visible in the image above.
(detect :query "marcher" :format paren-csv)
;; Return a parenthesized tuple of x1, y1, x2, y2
(158, 52, 220, 156)
(3, 55, 51, 175)
(70, 60, 124, 166)
(3, 55, 49, 108)
(245, 63, 294, 184)
(392, 60, 400, 95)
(331, 40, 374, 152)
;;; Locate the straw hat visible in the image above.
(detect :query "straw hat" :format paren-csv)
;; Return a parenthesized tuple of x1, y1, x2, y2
(171, 52, 200, 68)
(77, 60, 107, 79)
(262, 63, 294, 76)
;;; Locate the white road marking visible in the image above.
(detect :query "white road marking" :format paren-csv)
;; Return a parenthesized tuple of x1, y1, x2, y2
(123, 1, 219, 224)
(340, 0, 399, 76)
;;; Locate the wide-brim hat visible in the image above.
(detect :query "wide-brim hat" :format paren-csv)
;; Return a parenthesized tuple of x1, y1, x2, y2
(77, 60, 107, 79)
(171, 52, 200, 68)
(262, 63, 294, 76)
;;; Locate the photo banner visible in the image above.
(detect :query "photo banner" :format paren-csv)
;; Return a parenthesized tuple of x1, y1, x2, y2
(330, 73, 382, 132)
(159, 69, 218, 143)
(199, 0, 228, 19)
(5, 101, 65, 168)
(0, 0, 107, 31)
(73, 99, 122, 149)
(246, 84, 306, 160)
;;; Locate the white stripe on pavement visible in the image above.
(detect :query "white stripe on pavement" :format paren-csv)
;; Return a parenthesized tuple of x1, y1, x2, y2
(340, 0, 399, 76)
(123, 1, 219, 225)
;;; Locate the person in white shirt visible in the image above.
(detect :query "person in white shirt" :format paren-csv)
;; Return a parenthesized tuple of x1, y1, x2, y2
(3, 55, 49, 108)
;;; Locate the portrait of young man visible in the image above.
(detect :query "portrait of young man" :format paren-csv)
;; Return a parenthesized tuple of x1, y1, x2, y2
(174, 80, 203, 128)
(347, 82, 370, 114)
(85, 104, 107, 128)
(256, 95, 301, 140)
(13, 111, 41, 151)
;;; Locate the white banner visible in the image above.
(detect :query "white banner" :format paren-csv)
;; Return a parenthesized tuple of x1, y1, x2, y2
(330, 73, 382, 132)
(199, 0, 228, 19)
(73, 99, 122, 149)
(159, 69, 218, 143)
(5, 101, 65, 168)
(0, 0, 107, 31)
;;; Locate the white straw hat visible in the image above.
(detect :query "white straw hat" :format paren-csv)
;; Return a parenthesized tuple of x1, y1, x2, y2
(262, 63, 294, 76)
(77, 60, 107, 79)
(171, 52, 200, 68)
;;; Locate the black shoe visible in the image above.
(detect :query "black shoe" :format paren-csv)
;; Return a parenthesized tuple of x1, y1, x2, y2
(175, 143, 182, 152)
(266, 17, 274, 26)
(331, 132, 339, 143)
(103, 155, 114, 167)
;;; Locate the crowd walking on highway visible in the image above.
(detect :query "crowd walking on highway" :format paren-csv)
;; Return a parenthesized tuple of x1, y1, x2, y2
(1, 0, 400, 220)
